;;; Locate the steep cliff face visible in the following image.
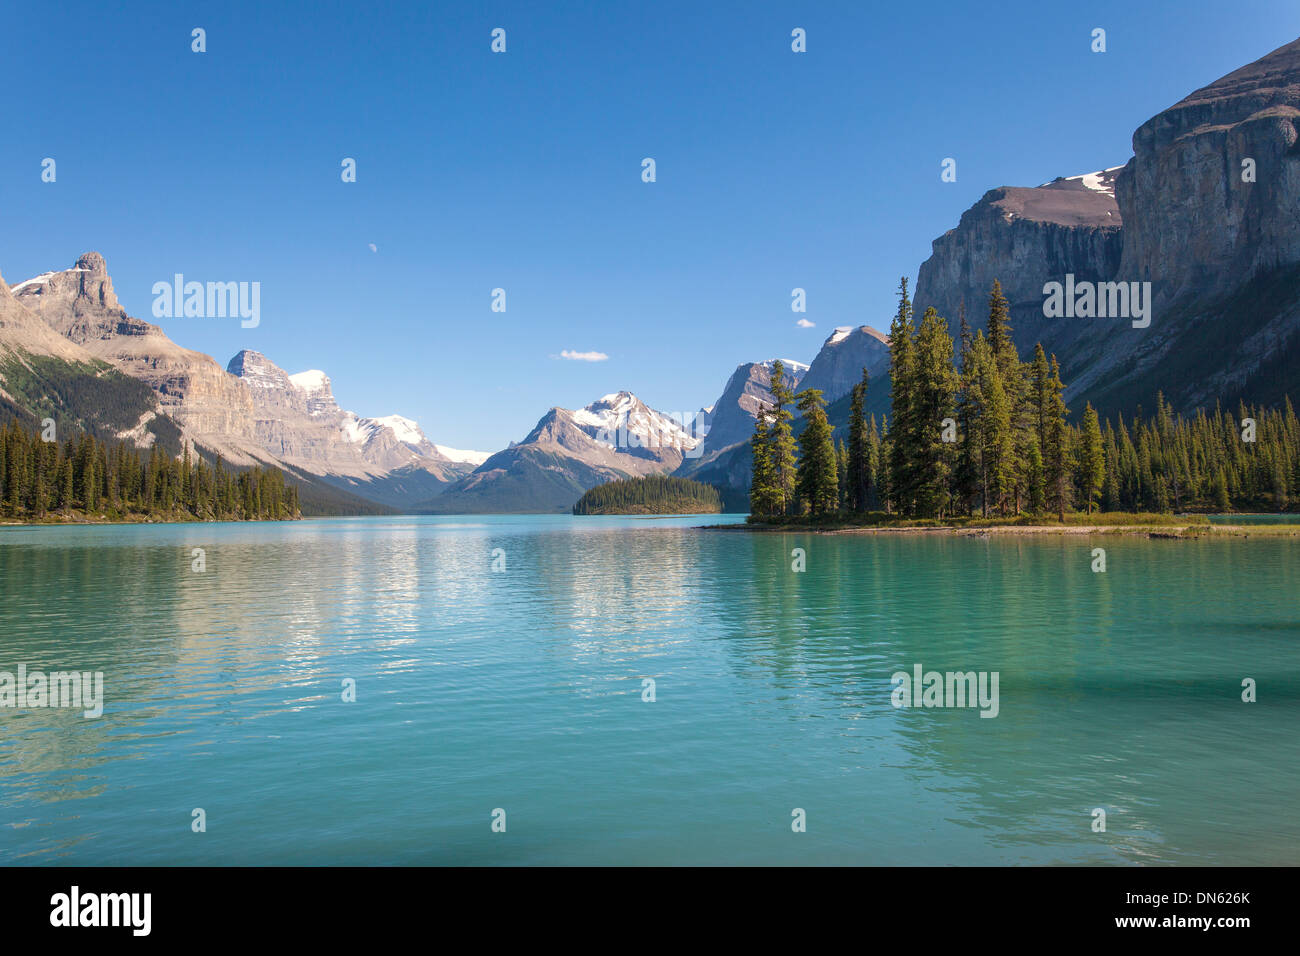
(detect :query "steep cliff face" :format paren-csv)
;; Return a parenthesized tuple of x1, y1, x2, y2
(913, 35, 1300, 417)
(913, 172, 1124, 361)
(1116, 36, 1300, 302)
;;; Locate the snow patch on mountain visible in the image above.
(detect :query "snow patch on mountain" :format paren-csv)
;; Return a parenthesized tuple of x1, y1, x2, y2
(767, 358, 810, 373)
(370, 414, 424, 445)
(289, 369, 329, 392)
(433, 444, 491, 466)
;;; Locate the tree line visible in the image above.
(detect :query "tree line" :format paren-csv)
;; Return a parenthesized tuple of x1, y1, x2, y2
(750, 279, 1300, 518)
(573, 474, 722, 514)
(0, 421, 300, 522)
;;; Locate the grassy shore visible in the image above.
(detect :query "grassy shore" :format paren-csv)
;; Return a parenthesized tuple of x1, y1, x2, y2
(704, 512, 1300, 538)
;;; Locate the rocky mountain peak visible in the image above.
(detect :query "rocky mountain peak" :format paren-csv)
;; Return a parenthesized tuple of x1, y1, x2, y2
(76, 251, 108, 274)
(226, 349, 294, 389)
(799, 325, 893, 403)
(10, 253, 123, 316)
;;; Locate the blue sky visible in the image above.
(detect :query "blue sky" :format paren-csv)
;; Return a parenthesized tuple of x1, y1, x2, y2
(3, 1, 1297, 451)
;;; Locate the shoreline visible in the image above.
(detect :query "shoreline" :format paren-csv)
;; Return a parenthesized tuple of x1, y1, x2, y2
(0, 514, 302, 529)
(701, 521, 1300, 538)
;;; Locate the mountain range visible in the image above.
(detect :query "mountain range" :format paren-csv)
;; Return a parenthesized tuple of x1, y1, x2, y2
(3, 36, 1298, 514)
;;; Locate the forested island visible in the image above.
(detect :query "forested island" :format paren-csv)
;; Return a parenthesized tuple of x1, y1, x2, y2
(0, 422, 300, 523)
(573, 475, 722, 515)
(749, 279, 1300, 526)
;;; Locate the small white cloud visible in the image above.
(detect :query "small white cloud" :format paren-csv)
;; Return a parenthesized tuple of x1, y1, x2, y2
(368, 243, 378, 253)
(556, 349, 609, 362)
(796, 318, 815, 328)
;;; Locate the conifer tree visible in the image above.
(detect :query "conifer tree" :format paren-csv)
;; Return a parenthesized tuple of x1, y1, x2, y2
(1026, 440, 1045, 513)
(1043, 356, 1070, 521)
(886, 278, 916, 515)
(1078, 403, 1106, 514)
(795, 388, 838, 515)
(878, 416, 893, 513)
(767, 360, 798, 515)
(867, 414, 882, 511)
(836, 438, 849, 510)
(911, 306, 957, 517)
(1031, 344, 1051, 458)
(846, 369, 870, 511)
(952, 307, 978, 515)
(748, 408, 777, 516)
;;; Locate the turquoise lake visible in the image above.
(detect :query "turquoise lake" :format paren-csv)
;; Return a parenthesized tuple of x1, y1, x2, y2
(1, 514, 1296, 865)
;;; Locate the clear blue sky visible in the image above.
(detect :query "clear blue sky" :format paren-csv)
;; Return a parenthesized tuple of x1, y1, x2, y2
(3, 1, 1297, 450)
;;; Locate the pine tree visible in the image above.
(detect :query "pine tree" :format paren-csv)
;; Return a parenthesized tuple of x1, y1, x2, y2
(1213, 468, 1231, 512)
(987, 279, 1018, 376)
(987, 280, 1032, 512)
(835, 438, 849, 511)
(1079, 403, 1106, 514)
(1076, 400, 1107, 512)
(59, 455, 74, 512)
(867, 415, 882, 511)
(1031, 344, 1051, 459)
(767, 360, 798, 515)
(846, 369, 870, 511)
(1044, 356, 1070, 521)
(1026, 440, 1045, 513)
(911, 306, 957, 517)
(886, 277, 916, 515)
(748, 407, 778, 516)
(795, 388, 838, 515)
(952, 308, 978, 515)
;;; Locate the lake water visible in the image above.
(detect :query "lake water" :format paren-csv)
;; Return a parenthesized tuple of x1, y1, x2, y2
(1, 515, 1297, 865)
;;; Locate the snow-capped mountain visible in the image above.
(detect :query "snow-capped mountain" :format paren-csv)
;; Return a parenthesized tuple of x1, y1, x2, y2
(421, 391, 702, 513)
(225, 349, 485, 480)
(570, 391, 704, 457)
(2, 252, 489, 509)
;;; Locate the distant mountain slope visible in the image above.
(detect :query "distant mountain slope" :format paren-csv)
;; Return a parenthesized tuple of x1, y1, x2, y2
(225, 349, 478, 494)
(6, 253, 484, 510)
(0, 267, 180, 447)
(797, 325, 891, 404)
(421, 391, 701, 513)
(692, 359, 807, 461)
